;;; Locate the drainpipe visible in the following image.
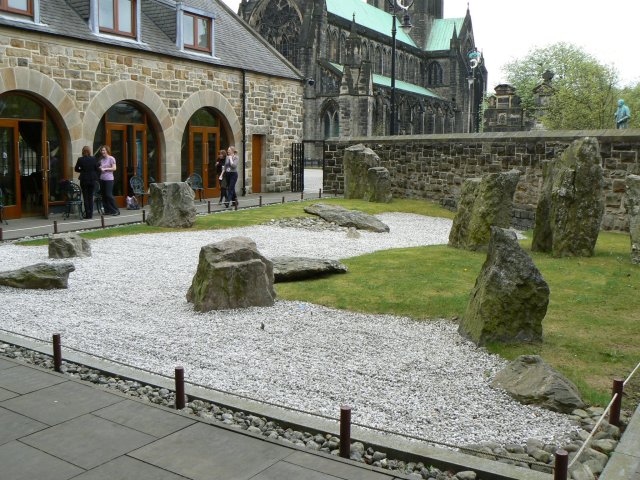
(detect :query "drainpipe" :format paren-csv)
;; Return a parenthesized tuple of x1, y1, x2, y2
(241, 69, 247, 196)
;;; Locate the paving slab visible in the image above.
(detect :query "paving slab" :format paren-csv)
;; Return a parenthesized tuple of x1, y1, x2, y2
(0, 440, 84, 480)
(0, 406, 48, 445)
(130, 422, 292, 480)
(0, 386, 18, 401)
(93, 399, 195, 437)
(71, 455, 189, 480)
(0, 357, 15, 370)
(0, 380, 122, 425)
(0, 364, 67, 394)
(285, 450, 396, 480)
(21, 413, 156, 470)
(252, 460, 347, 480)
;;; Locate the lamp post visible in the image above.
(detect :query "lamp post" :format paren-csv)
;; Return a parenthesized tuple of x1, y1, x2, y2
(387, 0, 413, 136)
(466, 48, 482, 133)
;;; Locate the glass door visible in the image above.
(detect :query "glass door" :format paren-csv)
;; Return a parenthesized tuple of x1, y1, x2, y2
(0, 121, 20, 219)
(106, 124, 127, 205)
(188, 127, 220, 198)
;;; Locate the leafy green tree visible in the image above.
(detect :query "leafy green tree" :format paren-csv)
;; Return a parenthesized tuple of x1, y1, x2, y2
(503, 42, 619, 130)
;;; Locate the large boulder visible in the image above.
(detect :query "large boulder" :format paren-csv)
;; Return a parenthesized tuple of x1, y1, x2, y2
(625, 174, 640, 264)
(48, 233, 91, 259)
(0, 262, 75, 289)
(271, 257, 348, 282)
(492, 355, 585, 413)
(146, 182, 197, 228)
(532, 137, 604, 257)
(304, 203, 389, 232)
(459, 227, 549, 346)
(186, 237, 275, 311)
(448, 169, 520, 251)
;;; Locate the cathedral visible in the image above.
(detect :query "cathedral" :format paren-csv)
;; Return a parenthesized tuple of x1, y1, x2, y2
(239, 0, 487, 143)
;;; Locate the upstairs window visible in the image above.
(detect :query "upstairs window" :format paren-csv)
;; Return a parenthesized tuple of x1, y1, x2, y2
(99, 0, 136, 37)
(0, 0, 33, 16)
(182, 13, 211, 53)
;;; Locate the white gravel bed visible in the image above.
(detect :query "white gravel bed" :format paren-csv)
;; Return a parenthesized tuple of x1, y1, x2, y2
(0, 213, 576, 447)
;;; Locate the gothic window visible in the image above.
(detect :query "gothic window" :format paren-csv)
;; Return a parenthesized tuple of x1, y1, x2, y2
(251, 0, 302, 68)
(330, 31, 339, 62)
(98, 0, 136, 37)
(427, 62, 443, 86)
(182, 12, 212, 53)
(374, 45, 382, 74)
(362, 42, 370, 62)
(322, 104, 339, 139)
(339, 33, 347, 64)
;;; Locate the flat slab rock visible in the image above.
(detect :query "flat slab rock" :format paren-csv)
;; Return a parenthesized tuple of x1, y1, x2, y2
(271, 257, 348, 282)
(0, 262, 75, 289)
(303, 203, 390, 232)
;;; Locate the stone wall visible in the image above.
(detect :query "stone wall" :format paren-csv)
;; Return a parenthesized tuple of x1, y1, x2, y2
(0, 28, 303, 193)
(324, 131, 640, 231)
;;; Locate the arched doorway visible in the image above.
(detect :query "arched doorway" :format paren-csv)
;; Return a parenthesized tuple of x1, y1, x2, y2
(0, 92, 65, 219)
(181, 108, 229, 198)
(92, 101, 159, 206)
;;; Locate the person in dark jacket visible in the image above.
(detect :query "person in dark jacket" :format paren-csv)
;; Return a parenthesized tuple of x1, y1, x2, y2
(74, 146, 100, 219)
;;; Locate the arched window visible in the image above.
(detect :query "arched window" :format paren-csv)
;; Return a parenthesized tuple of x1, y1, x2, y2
(374, 45, 383, 74)
(330, 31, 339, 62)
(339, 33, 347, 63)
(322, 104, 340, 139)
(427, 62, 443, 86)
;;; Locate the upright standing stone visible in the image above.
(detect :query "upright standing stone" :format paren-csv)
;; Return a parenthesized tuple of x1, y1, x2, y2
(448, 170, 520, 251)
(343, 144, 392, 202)
(146, 182, 197, 228)
(48, 233, 91, 259)
(625, 174, 640, 264)
(532, 137, 604, 257)
(186, 237, 275, 312)
(459, 227, 549, 346)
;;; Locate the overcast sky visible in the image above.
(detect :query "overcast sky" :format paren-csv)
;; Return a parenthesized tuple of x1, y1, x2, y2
(221, 0, 640, 88)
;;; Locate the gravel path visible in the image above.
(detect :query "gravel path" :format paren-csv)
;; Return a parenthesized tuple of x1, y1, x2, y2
(0, 213, 576, 447)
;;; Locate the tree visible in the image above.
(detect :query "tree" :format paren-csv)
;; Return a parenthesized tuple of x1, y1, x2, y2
(503, 42, 619, 130)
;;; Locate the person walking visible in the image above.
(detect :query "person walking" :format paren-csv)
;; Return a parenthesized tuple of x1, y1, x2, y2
(215, 149, 227, 204)
(74, 146, 101, 219)
(97, 145, 120, 215)
(223, 146, 239, 208)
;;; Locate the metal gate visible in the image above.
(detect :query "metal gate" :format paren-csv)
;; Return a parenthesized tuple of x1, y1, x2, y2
(291, 142, 304, 192)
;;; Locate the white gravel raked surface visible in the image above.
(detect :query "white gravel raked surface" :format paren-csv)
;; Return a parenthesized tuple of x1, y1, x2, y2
(0, 212, 576, 447)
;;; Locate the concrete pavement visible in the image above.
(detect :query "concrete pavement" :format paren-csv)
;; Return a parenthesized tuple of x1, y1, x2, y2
(0, 356, 413, 480)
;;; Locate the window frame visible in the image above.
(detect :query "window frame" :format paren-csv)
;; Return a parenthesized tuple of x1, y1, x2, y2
(0, 0, 33, 17)
(98, 0, 137, 39)
(182, 12, 212, 53)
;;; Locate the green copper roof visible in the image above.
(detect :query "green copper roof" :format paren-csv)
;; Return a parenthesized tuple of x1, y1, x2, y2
(329, 62, 441, 99)
(326, 0, 416, 48)
(426, 18, 464, 51)
(372, 74, 441, 98)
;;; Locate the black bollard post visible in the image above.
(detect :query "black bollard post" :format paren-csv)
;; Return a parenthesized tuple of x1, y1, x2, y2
(101, 215, 105, 228)
(301, 191, 304, 200)
(208, 201, 211, 214)
(282, 196, 285, 204)
(259, 196, 262, 207)
(553, 449, 568, 480)
(319, 188, 322, 198)
(609, 378, 625, 427)
(142, 210, 146, 223)
(175, 366, 185, 410)
(339, 405, 351, 459)
(0, 227, 3, 241)
(53, 220, 58, 234)
(53, 333, 62, 372)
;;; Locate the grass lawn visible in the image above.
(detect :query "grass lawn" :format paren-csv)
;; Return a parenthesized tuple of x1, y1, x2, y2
(18, 198, 639, 409)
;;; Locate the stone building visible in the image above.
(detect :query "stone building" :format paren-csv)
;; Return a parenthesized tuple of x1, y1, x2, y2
(483, 84, 529, 132)
(239, 0, 487, 151)
(0, 0, 302, 220)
